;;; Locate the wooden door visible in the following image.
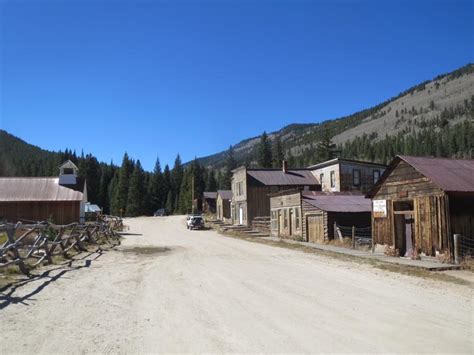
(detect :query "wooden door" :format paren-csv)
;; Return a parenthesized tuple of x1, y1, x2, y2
(307, 214, 324, 243)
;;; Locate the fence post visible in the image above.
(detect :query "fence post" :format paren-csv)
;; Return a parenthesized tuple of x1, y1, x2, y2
(453, 234, 460, 265)
(333, 222, 337, 240)
(352, 226, 356, 249)
(6, 224, 29, 275)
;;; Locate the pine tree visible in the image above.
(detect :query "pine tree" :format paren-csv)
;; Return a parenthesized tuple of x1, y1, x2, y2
(126, 160, 145, 217)
(111, 153, 133, 216)
(222, 145, 237, 189)
(257, 131, 273, 168)
(171, 154, 184, 196)
(205, 169, 217, 191)
(149, 157, 163, 211)
(272, 135, 285, 168)
(165, 190, 174, 214)
(315, 126, 337, 163)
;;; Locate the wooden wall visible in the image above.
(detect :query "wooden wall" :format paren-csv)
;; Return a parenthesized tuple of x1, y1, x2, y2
(216, 196, 231, 220)
(0, 201, 81, 225)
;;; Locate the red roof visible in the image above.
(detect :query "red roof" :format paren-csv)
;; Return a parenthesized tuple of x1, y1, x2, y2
(303, 193, 371, 213)
(247, 169, 318, 186)
(399, 156, 474, 193)
(0, 177, 83, 201)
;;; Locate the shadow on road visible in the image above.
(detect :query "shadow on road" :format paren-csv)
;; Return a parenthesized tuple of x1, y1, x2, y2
(0, 249, 106, 310)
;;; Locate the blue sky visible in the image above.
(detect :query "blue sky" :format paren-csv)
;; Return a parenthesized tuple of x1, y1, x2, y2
(1, 0, 473, 170)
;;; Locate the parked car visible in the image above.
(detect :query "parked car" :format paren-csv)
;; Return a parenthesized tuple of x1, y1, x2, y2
(187, 215, 204, 230)
(154, 208, 170, 216)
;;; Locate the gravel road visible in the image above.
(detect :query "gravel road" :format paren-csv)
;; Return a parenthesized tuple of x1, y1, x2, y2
(1, 216, 472, 354)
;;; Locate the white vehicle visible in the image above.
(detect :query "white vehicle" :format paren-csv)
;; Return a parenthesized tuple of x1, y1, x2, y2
(186, 215, 204, 230)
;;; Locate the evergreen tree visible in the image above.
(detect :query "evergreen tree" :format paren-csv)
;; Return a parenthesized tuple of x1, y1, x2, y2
(222, 145, 237, 189)
(165, 190, 174, 214)
(205, 168, 218, 191)
(149, 157, 164, 211)
(171, 154, 184, 197)
(111, 153, 133, 216)
(257, 131, 273, 168)
(126, 160, 145, 217)
(315, 126, 337, 163)
(272, 135, 285, 168)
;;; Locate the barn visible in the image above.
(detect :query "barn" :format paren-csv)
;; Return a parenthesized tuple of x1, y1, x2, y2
(368, 155, 474, 258)
(0, 177, 84, 224)
(270, 190, 371, 242)
(216, 190, 232, 222)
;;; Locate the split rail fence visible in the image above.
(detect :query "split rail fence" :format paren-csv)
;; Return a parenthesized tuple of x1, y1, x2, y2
(335, 223, 372, 249)
(0, 215, 123, 275)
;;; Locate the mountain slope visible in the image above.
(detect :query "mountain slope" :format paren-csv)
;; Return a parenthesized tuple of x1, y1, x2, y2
(194, 63, 474, 168)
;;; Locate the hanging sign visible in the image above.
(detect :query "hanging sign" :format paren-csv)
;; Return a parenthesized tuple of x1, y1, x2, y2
(373, 200, 387, 218)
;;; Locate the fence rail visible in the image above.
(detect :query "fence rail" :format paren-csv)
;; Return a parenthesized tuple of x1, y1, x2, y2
(0, 215, 123, 275)
(335, 223, 372, 248)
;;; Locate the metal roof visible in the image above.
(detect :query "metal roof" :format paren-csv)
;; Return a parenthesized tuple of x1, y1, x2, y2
(308, 158, 387, 170)
(247, 169, 319, 186)
(0, 177, 83, 202)
(368, 155, 474, 197)
(217, 190, 233, 200)
(303, 193, 371, 213)
(203, 192, 217, 199)
(399, 156, 474, 193)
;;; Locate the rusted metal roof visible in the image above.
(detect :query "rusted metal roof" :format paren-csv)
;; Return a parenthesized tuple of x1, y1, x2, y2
(399, 156, 474, 193)
(303, 193, 371, 213)
(247, 169, 318, 186)
(203, 191, 217, 200)
(0, 177, 83, 202)
(217, 190, 233, 200)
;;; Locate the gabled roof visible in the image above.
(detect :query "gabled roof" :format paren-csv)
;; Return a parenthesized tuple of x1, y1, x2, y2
(308, 158, 387, 170)
(217, 190, 233, 200)
(247, 169, 319, 186)
(59, 160, 79, 170)
(203, 192, 217, 200)
(0, 177, 83, 202)
(368, 155, 474, 197)
(303, 193, 371, 213)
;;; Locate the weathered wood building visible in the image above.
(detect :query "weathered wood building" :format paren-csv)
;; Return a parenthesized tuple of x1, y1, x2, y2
(0, 177, 84, 224)
(216, 190, 232, 222)
(202, 192, 217, 214)
(368, 155, 474, 257)
(270, 190, 371, 242)
(308, 158, 387, 193)
(231, 162, 320, 226)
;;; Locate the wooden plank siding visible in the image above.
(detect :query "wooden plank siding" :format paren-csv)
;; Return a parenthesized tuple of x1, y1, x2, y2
(0, 201, 80, 225)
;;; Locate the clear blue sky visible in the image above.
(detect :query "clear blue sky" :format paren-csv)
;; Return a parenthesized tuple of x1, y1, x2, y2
(1, 0, 472, 170)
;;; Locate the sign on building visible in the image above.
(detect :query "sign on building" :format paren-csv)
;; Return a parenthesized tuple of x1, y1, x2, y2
(373, 200, 387, 218)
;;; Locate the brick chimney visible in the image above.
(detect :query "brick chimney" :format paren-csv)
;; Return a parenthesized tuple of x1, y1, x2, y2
(282, 160, 288, 173)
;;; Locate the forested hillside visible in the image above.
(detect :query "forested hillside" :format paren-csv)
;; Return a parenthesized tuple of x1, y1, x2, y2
(1, 63, 473, 217)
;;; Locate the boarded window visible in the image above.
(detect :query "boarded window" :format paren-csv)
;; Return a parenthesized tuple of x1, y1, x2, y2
(353, 169, 361, 186)
(330, 171, 336, 188)
(320, 173, 324, 188)
(284, 209, 288, 228)
(295, 207, 300, 230)
(373, 170, 380, 184)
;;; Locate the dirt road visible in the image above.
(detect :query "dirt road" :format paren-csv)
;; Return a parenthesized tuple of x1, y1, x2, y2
(1, 216, 472, 353)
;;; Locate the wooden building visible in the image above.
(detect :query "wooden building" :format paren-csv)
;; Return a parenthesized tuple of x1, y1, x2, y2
(231, 162, 320, 226)
(0, 177, 84, 224)
(270, 190, 371, 242)
(202, 192, 217, 214)
(216, 190, 232, 222)
(368, 155, 474, 258)
(308, 158, 387, 194)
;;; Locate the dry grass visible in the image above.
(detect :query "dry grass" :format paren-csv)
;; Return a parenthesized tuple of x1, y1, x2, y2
(219, 230, 471, 286)
(0, 233, 7, 245)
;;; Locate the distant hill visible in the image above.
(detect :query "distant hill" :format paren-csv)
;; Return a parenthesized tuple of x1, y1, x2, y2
(193, 63, 474, 168)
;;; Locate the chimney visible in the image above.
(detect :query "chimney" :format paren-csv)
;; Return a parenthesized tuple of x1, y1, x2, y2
(282, 160, 288, 174)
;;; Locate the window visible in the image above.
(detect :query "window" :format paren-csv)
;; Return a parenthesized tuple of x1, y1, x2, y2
(319, 173, 324, 188)
(373, 170, 381, 184)
(353, 169, 361, 186)
(271, 210, 278, 230)
(284, 209, 288, 228)
(295, 207, 300, 230)
(330, 171, 336, 188)
(235, 181, 244, 196)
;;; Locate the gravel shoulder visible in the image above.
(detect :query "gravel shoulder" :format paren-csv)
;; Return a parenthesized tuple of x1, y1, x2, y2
(1, 216, 472, 354)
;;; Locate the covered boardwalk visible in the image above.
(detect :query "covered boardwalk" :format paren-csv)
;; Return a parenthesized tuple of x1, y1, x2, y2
(368, 155, 474, 258)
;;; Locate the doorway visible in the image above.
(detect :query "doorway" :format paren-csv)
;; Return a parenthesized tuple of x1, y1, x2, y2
(239, 206, 243, 225)
(393, 201, 415, 256)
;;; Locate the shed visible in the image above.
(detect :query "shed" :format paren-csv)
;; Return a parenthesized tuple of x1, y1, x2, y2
(270, 189, 371, 242)
(202, 192, 217, 214)
(216, 190, 232, 222)
(0, 177, 84, 224)
(367, 155, 474, 258)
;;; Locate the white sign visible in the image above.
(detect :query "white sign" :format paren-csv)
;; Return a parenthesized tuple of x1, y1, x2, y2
(373, 200, 387, 218)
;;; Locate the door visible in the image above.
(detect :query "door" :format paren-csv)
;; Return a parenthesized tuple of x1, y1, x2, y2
(307, 214, 324, 243)
(239, 207, 243, 225)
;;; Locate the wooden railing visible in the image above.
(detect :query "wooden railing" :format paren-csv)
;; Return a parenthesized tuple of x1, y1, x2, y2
(0, 216, 123, 276)
(252, 216, 271, 232)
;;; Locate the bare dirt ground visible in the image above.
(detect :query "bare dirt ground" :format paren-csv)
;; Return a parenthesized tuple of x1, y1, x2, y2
(1, 216, 472, 354)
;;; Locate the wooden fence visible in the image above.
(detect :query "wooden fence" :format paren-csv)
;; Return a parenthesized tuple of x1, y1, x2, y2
(0, 215, 123, 276)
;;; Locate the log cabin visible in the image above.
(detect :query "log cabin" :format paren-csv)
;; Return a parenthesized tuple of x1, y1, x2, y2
(202, 192, 217, 214)
(367, 155, 474, 258)
(0, 160, 87, 224)
(308, 158, 387, 193)
(216, 190, 232, 222)
(231, 162, 320, 226)
(270, 190, 371, 242)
